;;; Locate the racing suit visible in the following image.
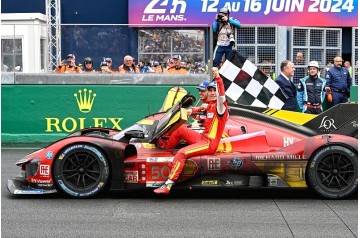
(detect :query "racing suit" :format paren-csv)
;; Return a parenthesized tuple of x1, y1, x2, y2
(161, 76, 228, 182)
(325, 66, 352, 107)
(297, 75, 326, 114)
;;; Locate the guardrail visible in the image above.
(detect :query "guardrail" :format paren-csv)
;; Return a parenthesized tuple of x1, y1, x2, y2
(1, 73, 208, 85)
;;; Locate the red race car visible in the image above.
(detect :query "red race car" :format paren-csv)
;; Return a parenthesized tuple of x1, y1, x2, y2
(7, 88, 358, 199)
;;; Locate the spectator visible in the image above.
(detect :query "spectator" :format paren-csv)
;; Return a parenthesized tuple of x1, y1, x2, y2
(275, 60, 297, 111)
(55, 55, 82, 74)
(325, 56, 352, 107)
(259, 60, 272, 78)
(99, 61, 113, 74)
(66, 54, 79, 66)
(14, 66, 22, 72)
(297, 61, 326, 114)
(293, 51, 306, 84)
(105, 57, 116, 73)
(213, 7, 240, 68)
(138, 60, 152, 73)
(151, 61, 163, 73)
(118, 55, 140, 74)
(344, 61, 353, 78)
(193, 63, 206, 74)
(167, 55, 189, 74)
(2, 64, 9, 72)
(82, 57, 96, 73)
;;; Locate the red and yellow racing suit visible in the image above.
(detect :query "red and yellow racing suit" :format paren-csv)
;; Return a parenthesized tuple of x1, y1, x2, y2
(162, 76, 228, 181)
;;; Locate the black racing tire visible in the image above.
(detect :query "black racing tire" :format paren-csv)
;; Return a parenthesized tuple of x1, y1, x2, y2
(53, 144, 109, 198)
(306, 145, 357, 199)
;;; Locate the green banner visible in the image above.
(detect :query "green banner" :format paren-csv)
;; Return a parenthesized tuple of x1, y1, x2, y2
(1, 85, 198, 143)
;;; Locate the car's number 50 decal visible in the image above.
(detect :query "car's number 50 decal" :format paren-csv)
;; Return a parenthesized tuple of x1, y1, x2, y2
(150, 165, 170, 180)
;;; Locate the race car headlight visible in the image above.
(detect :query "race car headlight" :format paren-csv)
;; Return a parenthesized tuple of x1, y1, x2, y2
(25, 159, 40, 177)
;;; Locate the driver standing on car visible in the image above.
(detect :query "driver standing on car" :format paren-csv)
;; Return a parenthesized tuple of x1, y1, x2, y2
(154, 67, 229, 194)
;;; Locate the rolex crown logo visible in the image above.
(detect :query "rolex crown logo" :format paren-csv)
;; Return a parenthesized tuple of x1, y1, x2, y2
(74, 88, 96, 113)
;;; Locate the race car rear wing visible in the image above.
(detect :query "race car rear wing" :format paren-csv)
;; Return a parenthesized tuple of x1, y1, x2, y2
(302, 103, 357, 138)
(231, 103, 358, 138)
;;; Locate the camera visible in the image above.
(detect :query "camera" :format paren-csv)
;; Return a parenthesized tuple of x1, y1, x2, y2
(228, 33, 235, 45)
(65, 60, 73, 66)
(216, 14, 225, 22)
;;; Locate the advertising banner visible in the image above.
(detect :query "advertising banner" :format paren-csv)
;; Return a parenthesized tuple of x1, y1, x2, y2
(1, 85, 197, 144)
(129, 0, 358, 27)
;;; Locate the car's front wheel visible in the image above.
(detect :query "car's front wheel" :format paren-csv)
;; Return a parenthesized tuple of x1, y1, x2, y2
(306, 145, 357, 199)
(53, 144, 109, 198)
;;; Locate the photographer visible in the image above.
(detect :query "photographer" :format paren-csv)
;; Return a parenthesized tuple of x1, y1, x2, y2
(213, 7, 240, 68)
(54, 55, 82, 74)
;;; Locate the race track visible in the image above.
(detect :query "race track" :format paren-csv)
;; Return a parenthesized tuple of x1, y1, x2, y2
(2, 148, 358, 238)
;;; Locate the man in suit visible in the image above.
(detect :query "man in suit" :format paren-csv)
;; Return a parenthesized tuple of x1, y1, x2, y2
(275, 60, 297, 111)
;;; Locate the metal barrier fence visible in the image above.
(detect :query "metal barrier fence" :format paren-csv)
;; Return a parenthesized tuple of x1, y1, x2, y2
(290, 27, 342, 84)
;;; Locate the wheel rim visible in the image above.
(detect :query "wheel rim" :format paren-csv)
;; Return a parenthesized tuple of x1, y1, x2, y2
(315, 152, 356, 192)
(61, 151, 102, 191)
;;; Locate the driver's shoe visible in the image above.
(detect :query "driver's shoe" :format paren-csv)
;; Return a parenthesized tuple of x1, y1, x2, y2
(154, 183, 173, 194)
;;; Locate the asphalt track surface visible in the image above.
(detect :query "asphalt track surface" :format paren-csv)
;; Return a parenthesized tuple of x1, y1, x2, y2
(1, 148, 358, 238)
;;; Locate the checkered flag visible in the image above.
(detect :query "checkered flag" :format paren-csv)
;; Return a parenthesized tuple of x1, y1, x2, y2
(219, 50, 288, 109)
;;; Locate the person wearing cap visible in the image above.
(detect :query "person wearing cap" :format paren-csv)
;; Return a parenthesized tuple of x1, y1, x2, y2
(154, 67, 228, 194)
(213, 6, 240, 68)
(187, 81, 210, 122)
(66, 54, 76, 64)
(167, 55, 189, 74)
(118, 55, 139, 74)
(105, 57, 116, 73)
(82, 57, 96, 73)
(151, 61, 163, 74)
(195, 81, 210, 103)
(99, 61, 113, 74)
(297, 61, 326, 114)
(55, 54, 82, 74)
(325, 56, 352, 108)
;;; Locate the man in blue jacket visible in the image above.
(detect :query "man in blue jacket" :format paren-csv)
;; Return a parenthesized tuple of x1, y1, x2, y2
(325, 56, 352, 107)
(212, 7, 240, 68)
(275, 60, 297, 111)
(297, 61, 326, 114)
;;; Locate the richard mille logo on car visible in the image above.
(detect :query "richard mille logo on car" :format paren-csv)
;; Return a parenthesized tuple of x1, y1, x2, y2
(45, 88, 123, 133)
(254, 155, 306, 160)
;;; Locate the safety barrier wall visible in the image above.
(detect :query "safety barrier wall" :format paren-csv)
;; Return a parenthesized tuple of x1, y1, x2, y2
(1, 74, 206, 146)
(1, 74, 357, 146)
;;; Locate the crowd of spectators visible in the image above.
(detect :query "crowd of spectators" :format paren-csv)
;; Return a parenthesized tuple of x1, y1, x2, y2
(55, 27, 208, 74)
(55, 54, 208, 74)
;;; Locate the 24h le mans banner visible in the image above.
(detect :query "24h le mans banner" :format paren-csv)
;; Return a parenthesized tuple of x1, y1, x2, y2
(129, 0, 357, 27)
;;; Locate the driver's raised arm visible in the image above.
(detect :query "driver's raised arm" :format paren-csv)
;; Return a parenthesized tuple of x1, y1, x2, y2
(212, 67, 227, 115)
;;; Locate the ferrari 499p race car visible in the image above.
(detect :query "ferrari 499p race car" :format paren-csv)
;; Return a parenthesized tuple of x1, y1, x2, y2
(7, 87, 358, 199)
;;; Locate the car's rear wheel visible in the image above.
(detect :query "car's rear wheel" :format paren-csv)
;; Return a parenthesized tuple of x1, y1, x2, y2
(306, 145, 357, 199)
(53, 144, 109, 198)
